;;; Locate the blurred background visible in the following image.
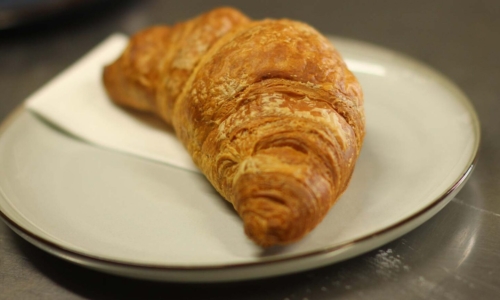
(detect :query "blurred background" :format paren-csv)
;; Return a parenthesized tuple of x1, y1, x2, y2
(0, 1, 499, 299)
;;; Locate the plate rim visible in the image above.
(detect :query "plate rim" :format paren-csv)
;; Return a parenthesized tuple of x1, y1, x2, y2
(0, 35, 481, 273)
(0, 149, 477, 272)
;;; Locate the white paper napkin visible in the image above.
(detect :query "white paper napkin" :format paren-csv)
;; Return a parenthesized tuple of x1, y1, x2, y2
(25, 33, 199, 172)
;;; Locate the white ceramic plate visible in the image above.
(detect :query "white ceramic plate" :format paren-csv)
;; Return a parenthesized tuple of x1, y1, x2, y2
(0, 36, 479, 282)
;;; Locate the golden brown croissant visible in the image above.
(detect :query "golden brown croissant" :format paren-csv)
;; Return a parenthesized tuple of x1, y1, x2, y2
(103, 7, 365, 247)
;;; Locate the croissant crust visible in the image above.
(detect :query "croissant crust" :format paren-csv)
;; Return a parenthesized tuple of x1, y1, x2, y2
(103, 7, 365, 246)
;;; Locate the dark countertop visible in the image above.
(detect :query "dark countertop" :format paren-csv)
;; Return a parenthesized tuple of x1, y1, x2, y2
(1, 1, 499, 299)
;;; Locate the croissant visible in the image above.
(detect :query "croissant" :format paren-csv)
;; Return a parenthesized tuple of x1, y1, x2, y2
(103, 7, 365, 247)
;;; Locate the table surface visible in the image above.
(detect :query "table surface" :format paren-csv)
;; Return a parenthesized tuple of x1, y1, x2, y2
(1, 1, 499, 299)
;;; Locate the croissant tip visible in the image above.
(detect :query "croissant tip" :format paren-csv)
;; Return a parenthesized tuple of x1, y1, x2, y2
(242, 204, 299, 247)
(243, 212, 270, 246)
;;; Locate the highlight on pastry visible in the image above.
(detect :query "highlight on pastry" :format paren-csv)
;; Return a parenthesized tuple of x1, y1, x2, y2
(102, 7, 365, 247)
